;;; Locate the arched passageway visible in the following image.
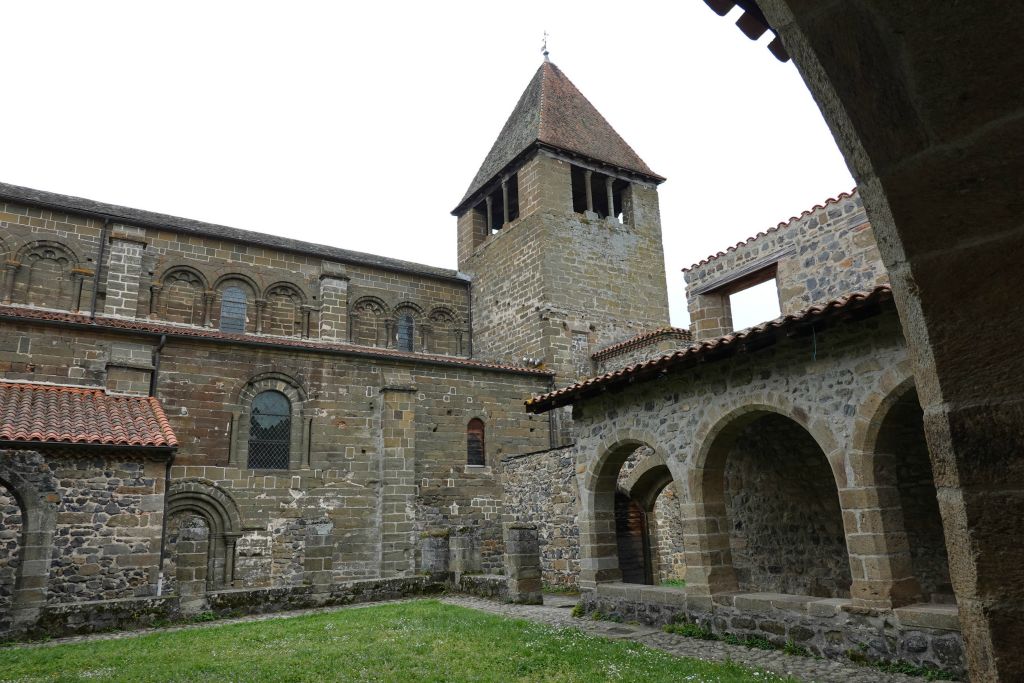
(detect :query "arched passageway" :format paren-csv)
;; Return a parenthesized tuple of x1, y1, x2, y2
(704, 410, 851, 598)
(613, 446, 685, 586)
(874, 387, 952, 603)
(0, 481, 23, 633)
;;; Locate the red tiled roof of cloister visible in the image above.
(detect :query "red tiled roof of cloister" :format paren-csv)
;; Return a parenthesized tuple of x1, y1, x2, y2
(683, 189, 859, 272)
(0, 381, 178, 447)
(526, 285, 894, 413)
(0, 305, 552, 377)
(454, 61, 664, 215)
(591, 327, 693, 361)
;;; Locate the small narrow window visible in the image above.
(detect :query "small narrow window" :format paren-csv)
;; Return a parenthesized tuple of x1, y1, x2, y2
(397, 313, 415, 352)
(467, 418, 485, 466)
(248, 390, 290, 469)
(220, 286, 247, 333)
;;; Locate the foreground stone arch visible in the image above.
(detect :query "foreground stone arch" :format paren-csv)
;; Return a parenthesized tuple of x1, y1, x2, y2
(749, 3, 1023, 677)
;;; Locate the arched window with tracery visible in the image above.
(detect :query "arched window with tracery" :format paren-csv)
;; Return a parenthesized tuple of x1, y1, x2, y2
(467, 418, 485, 466)
(248, 390, 291, 469)
(397, 313, 415, 352)
(220, 286, 248, 333)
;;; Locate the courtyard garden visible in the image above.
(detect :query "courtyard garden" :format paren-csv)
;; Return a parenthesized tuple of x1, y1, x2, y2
(0, 600, 794, 682)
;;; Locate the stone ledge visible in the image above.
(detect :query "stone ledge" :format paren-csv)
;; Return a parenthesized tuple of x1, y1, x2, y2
(895, 603, 961, 631)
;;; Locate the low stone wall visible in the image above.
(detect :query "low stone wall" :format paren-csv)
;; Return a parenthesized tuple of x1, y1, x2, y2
(501, 447, 580, 587)
(18, 595, 180, 640)
(451, 574, 508, 601)
(207, 576, 445, 616)
(581, 584, 965, 678)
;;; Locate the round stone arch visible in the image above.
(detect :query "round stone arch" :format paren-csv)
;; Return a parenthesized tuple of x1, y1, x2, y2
(12, 239, 83, 309)
(154, 265, 210, 323)
(261, 281, 308, 336)
(211, 272, 262, 333)
(846, 373, 952, 608)
(229, 372, 310, 471)
(0, 453, 57, 631)
(426, 305, 463, 355)
(684, 395, 847, 596)
(166, 478, 242, 590)
(349, 295, 389, 346)
(618, 450, 674, 513)
(576, 427, 673, 588)
(392, 301, 424, 351)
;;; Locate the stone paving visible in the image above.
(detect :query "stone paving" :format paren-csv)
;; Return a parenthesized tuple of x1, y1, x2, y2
(4, 593, 938, 682)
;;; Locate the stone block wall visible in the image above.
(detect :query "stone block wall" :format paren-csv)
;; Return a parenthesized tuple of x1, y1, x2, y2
(461, 152, 671, 383)
(685, 191, 888, 340)
(0, 197, 471, 357)
(501, 446, 580, 587)
(0, 448, 167, 623)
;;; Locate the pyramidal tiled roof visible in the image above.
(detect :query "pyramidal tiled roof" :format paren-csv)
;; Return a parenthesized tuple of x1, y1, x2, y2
(0, 381, 178, 448)
(454, 61, 663, 214)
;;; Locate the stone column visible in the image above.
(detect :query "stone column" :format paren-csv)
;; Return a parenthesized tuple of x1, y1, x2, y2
(378, 385, 417, 577)
(102, 232, 146, 318)
(70, 268, 90, 313)
(584, 170, 594, 213)
(501, 178, 509, 227)
(148, 284, 162, 318)
(605, 177, 615, 219)
(687, 291, 734, 341)
(503, 523, 542, 604)
(318, 265, 349, 342)
(3, 260, 20, 304)
(485, 195, 493, 233)
(300, 305, 316, 339)
(254, 299, 268, 333)
(201, 291, 215, 327)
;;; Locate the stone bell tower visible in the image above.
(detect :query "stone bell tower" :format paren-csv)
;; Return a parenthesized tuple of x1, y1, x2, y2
(453, 59, 671, 387)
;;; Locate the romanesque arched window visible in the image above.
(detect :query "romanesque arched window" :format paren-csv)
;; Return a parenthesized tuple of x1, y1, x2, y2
(397, 313, 415, 352)
(220, 286, 247, 333)
(248, 390, 291, 469)
(467, 418, 485, 466)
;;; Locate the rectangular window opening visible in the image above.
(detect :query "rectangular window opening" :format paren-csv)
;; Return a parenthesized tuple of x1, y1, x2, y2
(728, 276, 782, 331)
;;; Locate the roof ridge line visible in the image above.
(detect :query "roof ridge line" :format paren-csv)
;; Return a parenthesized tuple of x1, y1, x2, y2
(684, 187, 859, 272)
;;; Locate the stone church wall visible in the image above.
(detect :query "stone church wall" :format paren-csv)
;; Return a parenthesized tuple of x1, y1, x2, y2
(501, 446, 579, 587)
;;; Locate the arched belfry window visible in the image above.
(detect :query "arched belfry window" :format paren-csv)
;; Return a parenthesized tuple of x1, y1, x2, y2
(220, 286, 247, 333)
(397, 313, 415, 352)
(467, 418, 485, 466)
(248, 390, 291, 469)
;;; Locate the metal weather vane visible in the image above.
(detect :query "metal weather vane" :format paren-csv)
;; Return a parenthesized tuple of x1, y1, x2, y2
(542, 31, 550, 61)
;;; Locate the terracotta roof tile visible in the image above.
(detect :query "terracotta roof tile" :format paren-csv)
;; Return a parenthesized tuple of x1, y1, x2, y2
(454, 61, 664, 214)
(0, 381, 178, 447)
(0, 306, 552, 377)
(591, 327, 693, 361)
(684, 189, 858, 272)
(527, 285, 893, 413)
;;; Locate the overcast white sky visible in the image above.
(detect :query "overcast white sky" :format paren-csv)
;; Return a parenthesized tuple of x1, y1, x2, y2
(1, 1, 853, 328)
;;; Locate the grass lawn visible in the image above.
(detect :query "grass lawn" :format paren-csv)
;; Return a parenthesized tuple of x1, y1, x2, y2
(0, 600, 795, 682)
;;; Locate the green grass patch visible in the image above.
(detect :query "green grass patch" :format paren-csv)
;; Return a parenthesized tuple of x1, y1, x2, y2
(660, 579, 686, 588)
(0, 600, 796, 682)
